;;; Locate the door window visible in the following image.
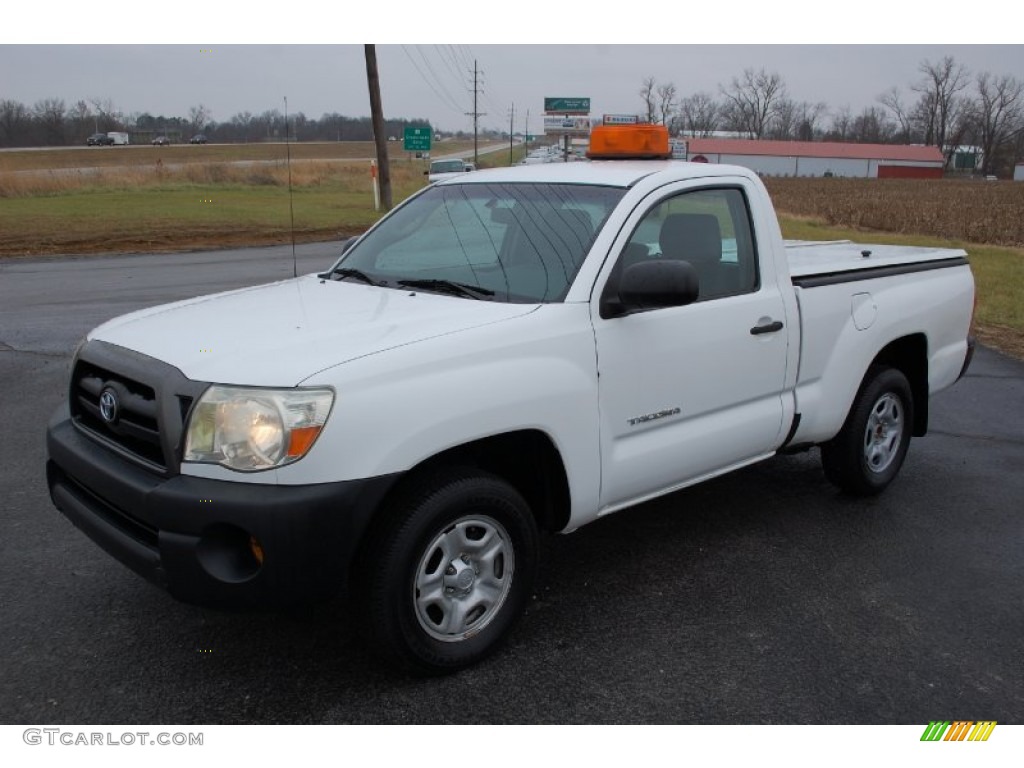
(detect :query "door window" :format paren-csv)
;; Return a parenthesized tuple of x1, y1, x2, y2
(619, 188, 758, 302)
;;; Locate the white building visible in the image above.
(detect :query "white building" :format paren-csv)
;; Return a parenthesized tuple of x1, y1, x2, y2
(684, 138, 945, 179)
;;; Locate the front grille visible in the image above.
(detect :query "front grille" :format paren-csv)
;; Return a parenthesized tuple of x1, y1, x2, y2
(71, 360, 166, 470)
(68, 340, 210, 476)
(61, 467, 160, 549)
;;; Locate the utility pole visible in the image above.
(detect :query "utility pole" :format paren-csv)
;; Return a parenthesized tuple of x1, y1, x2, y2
(509, 102, 514, 165)
(364, 44, 392, 211)
(525, 109, 529, 155)
(465, 59, 486, 166)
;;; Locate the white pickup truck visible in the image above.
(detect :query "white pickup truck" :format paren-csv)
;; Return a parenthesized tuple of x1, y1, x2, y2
(46, 158, 976, 674)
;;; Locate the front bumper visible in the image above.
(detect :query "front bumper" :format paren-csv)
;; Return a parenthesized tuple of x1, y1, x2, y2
(47, 408, 399, 609)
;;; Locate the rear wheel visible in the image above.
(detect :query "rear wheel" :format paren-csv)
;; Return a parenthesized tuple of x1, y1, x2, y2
(354, 468, 538, 675)
(821, 366, 913, 496)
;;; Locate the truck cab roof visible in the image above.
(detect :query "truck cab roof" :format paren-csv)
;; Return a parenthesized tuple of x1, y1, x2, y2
(432, 159, 755, 189)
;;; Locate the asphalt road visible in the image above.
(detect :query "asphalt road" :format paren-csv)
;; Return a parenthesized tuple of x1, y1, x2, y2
(1, 244, 1022, 724)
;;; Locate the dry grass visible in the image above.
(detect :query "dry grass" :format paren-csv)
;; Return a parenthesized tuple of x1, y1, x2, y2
(0, 139, 504, 199)
(764, 178, 1024, 248)
(0, 159, 390, 198)
(0, 140, 498, 173)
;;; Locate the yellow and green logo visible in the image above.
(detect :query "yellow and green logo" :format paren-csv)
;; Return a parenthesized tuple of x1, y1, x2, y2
(920, 721, 997, 741)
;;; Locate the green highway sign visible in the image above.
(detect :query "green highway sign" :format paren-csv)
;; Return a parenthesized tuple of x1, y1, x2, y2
(544, 97, 590, 114)
(403, 126, 432, 152)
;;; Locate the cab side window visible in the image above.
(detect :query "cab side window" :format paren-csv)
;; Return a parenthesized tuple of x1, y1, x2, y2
(621, 188, 758, 302)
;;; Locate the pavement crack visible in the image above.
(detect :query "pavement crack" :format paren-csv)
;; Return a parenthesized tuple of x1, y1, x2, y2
(0, 342, 67, 360)
(963, 372, 1024, 381)
(929, 429, 1024, 447)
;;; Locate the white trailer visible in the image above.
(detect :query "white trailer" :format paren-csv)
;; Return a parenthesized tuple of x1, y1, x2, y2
(107, 132, 130, 145)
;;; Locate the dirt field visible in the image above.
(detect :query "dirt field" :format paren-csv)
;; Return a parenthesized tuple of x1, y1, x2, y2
(764, 177, 1024, 248)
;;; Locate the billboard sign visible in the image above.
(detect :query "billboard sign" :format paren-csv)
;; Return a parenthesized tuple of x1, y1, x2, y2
(603, 114, 640, 125)
(544, 97, 591, 114)
(543, 116, 592, 135)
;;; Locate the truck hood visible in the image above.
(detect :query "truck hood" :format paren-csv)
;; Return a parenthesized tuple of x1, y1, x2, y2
(89, 274, 538, 386)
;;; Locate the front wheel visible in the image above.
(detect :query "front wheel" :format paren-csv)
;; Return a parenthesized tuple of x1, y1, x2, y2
(821, 366, 914, 496)
(354, 468, 539, 675)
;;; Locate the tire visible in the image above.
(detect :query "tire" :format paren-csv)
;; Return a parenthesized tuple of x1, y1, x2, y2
(821, 365, 914, 496)
(354, 467, 539, 675)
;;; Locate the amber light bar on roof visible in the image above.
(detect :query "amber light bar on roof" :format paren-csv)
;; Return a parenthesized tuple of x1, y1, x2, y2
(587, 123, 671, 160)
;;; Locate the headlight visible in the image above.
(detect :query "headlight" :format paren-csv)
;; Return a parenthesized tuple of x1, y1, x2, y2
(184, 386, 334, 472)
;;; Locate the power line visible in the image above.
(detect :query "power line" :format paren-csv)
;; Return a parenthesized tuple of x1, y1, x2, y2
(452, 45, 475, 74)
(414, 46, 465, 114)
(400, 45, 463, 114)
(436, 45, 465, 86)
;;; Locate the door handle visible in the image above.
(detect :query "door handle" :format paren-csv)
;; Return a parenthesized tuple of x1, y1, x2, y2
(750, 320, 784, 335)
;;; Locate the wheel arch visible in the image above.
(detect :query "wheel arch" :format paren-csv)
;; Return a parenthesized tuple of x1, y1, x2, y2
(365, 429, 572, 539)
(867, 333, 928, 436)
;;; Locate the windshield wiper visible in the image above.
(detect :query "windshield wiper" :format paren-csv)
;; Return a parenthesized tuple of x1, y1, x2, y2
(397, 278, 495, 300)
(322, 267, 381, 286)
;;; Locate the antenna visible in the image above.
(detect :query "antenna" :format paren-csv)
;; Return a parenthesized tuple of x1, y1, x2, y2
(284, 96, 298, 279)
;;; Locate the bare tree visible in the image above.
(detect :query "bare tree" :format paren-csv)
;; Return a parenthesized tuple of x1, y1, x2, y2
(678, 92, 720, 137)
(795, 101, 827, 141)
(188, 104, 212, 135)
(971, 72, 1024, 175)
(828, 105, 853, 141)
(34, 98, 67, 145)
(912, 56, 970, 158)
(639, 76, 657, 123)
(68, 100, 93, 139)
(258, 109, 282, 139)
(656, 82, 677, 126)
(878, 87, 913, 142)
(230, 111, 256, 142)
(719, 68, 786, 139)
(770, 98, 797, 140)
(0, 99, 30, 146)
(88, 97, 121, 132)
(850, 106, 895, 143)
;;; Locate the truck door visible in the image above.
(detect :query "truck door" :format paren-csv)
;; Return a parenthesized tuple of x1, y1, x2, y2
(592, 184, 789, 511)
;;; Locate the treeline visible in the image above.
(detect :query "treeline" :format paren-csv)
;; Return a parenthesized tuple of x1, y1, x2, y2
(0, 98, 501, 148)
(643, 56, 1023, 175)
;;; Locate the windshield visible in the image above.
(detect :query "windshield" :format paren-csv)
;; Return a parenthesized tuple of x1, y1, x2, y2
(431, 160, 465, 173)
(334, 183, 625, 303)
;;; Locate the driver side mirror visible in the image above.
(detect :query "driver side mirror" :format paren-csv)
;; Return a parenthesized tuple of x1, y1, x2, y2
(601, 260, 699, 318)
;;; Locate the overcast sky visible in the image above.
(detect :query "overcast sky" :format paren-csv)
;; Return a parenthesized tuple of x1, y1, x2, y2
(3, 5, 1021, 134)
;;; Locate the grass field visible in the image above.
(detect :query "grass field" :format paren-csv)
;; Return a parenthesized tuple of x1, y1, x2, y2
(0, 142, 508, 254)
(1, 149, 1020, 357)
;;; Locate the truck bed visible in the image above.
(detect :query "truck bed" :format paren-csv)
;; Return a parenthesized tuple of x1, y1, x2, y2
(785, 240, 968, 283)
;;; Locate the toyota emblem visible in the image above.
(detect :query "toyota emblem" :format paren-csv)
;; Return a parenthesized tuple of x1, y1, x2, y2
(99, 387, 119, 424)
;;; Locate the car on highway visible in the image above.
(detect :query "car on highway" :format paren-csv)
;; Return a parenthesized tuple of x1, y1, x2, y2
(86, 133, 115, 146)
(426, 158, 474, 183)
(151, 136, 171, 146)
(189, 134, 208, 145)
